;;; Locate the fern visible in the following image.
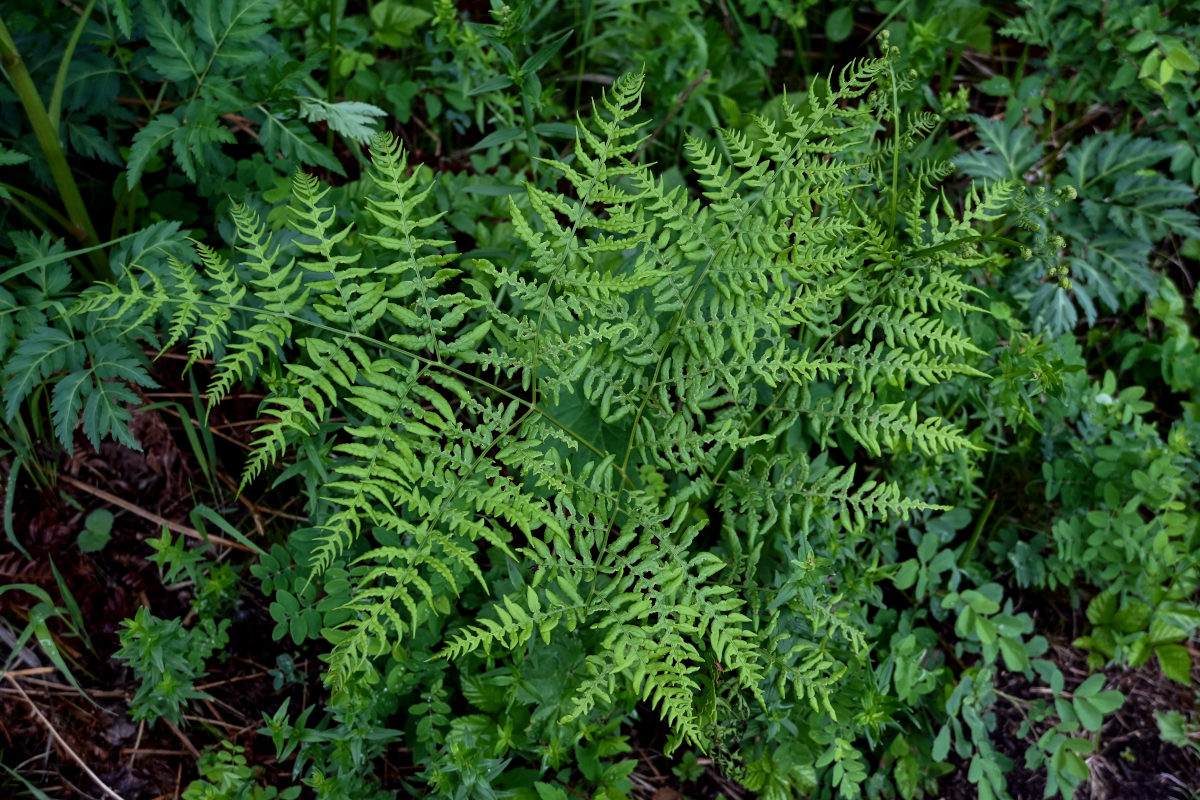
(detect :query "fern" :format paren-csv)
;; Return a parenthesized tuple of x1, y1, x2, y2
(79, 46, 1051, 759)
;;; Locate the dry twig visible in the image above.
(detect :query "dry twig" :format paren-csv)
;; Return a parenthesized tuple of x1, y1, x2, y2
(5, 674, 128, 800)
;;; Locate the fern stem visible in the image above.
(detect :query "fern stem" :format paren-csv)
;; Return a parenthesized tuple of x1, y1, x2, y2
(905, 232, 1025, 260)
(0, 14, 107, 281)
(887, 58, 901, 242)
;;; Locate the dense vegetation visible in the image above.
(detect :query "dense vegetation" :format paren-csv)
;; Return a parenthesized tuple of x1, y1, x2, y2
(1, 1, 1198, 798)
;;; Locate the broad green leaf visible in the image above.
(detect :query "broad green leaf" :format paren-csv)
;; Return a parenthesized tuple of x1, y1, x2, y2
(960, 588, 1000, 615)
(1073, 673, 1105, 698)
(1163, 42, 1198, 72)
(892, 559, 919, 590)
(523, 30, 572, 75)
(472, 126, 525, 151)
(78, 509, 114, 552)
(370, 1, 432, 46)
(1089, 689, 1124, 715)
(931, 726, 950, 761)
(825, 7, 853, 43)
(1126, 30, 1157, 53)
(1072, 696, 1104, 732)
(998, 636, 1029, 672)
(469, 76, 514, 97)
(1156, 644, 1192, 684)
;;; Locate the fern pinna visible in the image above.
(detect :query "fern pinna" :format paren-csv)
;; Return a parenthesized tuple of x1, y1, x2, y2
(78, 45, 1060, 770)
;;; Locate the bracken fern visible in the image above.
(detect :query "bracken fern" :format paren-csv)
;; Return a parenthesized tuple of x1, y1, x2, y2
(76, 44, 1064, 756)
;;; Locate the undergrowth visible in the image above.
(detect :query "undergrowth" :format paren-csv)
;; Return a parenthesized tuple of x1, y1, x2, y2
(1, 2, 1198, 799)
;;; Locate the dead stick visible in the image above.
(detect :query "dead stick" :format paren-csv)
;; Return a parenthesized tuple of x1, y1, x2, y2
(58, 475, 251, 552)
(5, 675, 128, 800)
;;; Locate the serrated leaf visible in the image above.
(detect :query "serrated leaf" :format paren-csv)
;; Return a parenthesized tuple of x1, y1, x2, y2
(1111, 601, 1151, 634)
(51, 370, 90, 450)
(370, 1, 432, 46)
(953, 115, 1041, 181)
(1156, 710, 1190, 746)
(127, 113, 182, 188)
(1086, 590, 1117, 625)
(256, 109, 344, 174)
(82, 381, 142, 451)
(107, 0, 132, 37)
(298, 97, 387, 145)
(4, 327, 82, 421)
(66, 122, 121, 165)
(1068, 133, 1179, 190)
(0, 144, 31, 166)
(144, 5, 203, 82)
(170, 108, 237, 182)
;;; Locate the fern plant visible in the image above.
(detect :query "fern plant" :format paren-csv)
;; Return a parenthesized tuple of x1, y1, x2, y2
(77, 39, 1071, 796)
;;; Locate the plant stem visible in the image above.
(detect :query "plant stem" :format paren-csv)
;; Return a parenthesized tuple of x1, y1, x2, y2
(958, 493, 998, 568)
(3, 182, 79, 235)
(48, 0, 97, 131)
(0, 14, 108, 281)
(326, 0, 340, 152)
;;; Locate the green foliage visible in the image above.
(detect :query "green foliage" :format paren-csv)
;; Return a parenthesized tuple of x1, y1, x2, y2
(184, 741, 301, 800)
(0, 224, 186, 452)
(4, 2, 1200, 799)
(71, 32, 1145, 795)
(956, 122, 1200, 333)
(77, 508, 114, 552)
(116, 0, 384, 187)
(114, 531, 238, 725)
(115, 605, 228, 724)
(1000, 0, 1200, 186)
